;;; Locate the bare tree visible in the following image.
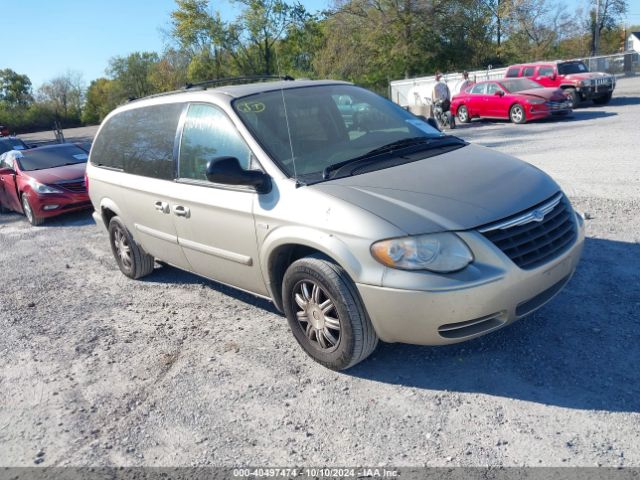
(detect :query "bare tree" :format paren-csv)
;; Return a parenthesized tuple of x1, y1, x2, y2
(589, 0, 628, 55)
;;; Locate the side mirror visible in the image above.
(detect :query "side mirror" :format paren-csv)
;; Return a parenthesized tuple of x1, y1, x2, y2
(494, 90, 504, 97)
(550, 72, 557, 80)
(206, 157, 271, 194)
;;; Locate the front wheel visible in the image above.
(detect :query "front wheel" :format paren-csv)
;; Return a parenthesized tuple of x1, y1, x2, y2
(108, 216, 155, 279)
(510, 104, 526, 124)
(457, 105, 470, 123)
(282, 255, 378, 370)
(565, 88, 580, 109)
(21, 194, 43, 226)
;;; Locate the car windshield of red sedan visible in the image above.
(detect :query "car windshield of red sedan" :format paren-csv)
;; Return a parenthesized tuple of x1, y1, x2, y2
(500, 78, 544, 93)
(17, 145, 89, 171)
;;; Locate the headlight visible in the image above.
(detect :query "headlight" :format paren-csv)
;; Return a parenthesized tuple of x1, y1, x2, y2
(29, 179, 63, 194)
(371, 232, 473, 272)
(527, 99, 545, 105)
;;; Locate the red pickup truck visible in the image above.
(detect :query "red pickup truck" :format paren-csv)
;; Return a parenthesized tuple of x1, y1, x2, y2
(504, 60, 616, 107)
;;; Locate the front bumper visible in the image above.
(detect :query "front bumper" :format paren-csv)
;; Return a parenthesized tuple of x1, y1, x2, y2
(356, 214, 585, 345)
(577, 83, 615, 99)
(29, 192, 92, 218)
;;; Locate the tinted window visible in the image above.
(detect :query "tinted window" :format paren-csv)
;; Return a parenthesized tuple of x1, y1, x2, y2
(522, 67, 535, 76)
(178, 104, 252, 181)
(558, 61, 589, 75)
(506, 67, 520, 78)
(17, 145, 89, 171)
(470, 83, 486, 94)
(91, 102, 183, 179)
(500, 78, 544, 93)
(539, 66, 554, 76)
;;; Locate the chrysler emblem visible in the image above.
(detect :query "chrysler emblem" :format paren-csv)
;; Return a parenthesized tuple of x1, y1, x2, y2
(532, 209, 546, 222)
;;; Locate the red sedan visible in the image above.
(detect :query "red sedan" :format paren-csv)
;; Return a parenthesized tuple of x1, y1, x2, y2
(0, 143, 91, 226)
(450, 78, 571, 124)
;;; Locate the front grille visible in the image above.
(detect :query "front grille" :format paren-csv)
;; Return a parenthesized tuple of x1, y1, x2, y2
(56, 180, 86, 193)
(594, 77, 611, 86)
(479, 193, 577, 270)
(438, 313, 505, 339)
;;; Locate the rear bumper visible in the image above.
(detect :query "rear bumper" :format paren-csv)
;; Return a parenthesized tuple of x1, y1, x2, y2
(356, 215, 585, 345)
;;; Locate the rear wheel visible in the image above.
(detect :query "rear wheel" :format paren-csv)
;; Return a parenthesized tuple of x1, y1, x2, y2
(108, 216, 155, 279)
(509, 103, 526, 124)
(21, 194, 43, 226)
(593, 93, 612, 105)
(456, 105, 470, 123)
(282, 254, 378, 370)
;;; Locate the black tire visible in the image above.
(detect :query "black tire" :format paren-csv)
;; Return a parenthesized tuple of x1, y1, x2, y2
(457, 105, 470, 123)
(0, 200, 8, 214)
(282, 254, 378, 370)
(21, 194, 43, 226)
(108, 216, 155, 279)
(565, 88, 580, 109)
(593, 93, 612, 105)
(509, 103, 526, 124)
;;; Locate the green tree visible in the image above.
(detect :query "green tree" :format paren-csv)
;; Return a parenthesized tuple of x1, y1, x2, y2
(0, 69, 33, 108)
(82, 78, 123, 124)
(107, 52, 160, 98)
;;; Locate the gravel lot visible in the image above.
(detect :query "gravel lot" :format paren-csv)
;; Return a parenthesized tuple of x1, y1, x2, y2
(1, 77, 639, 468)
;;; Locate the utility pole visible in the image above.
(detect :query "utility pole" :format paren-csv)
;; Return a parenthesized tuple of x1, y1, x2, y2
(594, 0, 600, 56)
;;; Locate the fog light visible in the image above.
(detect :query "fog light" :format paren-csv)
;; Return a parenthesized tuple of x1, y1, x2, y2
(43, 205, 59, 210)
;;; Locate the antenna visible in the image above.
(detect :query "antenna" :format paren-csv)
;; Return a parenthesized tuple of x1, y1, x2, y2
(274, 42, 298, 182)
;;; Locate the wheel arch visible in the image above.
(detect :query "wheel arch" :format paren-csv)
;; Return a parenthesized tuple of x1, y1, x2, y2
(261, 228, 366, 312)
(99, 198, 123, 229)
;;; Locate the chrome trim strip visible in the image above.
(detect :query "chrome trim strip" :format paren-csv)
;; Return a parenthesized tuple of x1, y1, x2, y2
(478, 192, 563, 233)
(179, 237, 253, 266)
(134, 223, 178, 244)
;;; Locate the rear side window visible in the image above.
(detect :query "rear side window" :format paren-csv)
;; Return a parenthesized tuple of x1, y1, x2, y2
(522, 67, 535, 77)
(506, 67, 520, 78)
(178, 104, 252, 181)
(91, 103, 184, 179)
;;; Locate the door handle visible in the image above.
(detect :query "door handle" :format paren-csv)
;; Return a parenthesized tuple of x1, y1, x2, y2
(154, 201, 169, 213)
(173, 205, 190, 218)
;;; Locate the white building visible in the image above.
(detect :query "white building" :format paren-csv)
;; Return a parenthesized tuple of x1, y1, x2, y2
(628, 32, 640, 54)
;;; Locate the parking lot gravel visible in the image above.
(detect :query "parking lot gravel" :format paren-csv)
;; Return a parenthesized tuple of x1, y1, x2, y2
(1, 77, 639, 468)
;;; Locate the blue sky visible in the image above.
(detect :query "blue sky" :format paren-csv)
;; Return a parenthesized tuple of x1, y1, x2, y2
(2, 0, 639, 89)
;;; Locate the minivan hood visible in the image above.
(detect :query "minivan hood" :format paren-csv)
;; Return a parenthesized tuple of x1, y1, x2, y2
(311, 143, 559, 235)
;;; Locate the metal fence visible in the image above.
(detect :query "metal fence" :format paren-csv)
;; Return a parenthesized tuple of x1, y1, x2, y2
(389, 51, 640, 109)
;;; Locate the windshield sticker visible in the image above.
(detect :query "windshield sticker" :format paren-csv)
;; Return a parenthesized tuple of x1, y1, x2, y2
(406, 118, 441, 134)
(73, 153, 88, 160)
(237, 101, 266, 113)
(13, 145, 25, 150)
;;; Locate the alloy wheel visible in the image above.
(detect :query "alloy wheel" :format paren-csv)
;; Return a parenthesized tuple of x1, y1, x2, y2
(293, 280, 341, 351)
(22, 196, 33, 223)
(113, 226, 133, 270)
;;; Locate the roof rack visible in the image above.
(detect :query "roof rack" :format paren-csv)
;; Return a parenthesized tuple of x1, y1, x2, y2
(127, 75, 295, 103)
(183, 75, 295, 91)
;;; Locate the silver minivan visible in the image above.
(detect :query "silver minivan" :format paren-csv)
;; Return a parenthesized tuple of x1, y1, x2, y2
(87, 79, 584, 370)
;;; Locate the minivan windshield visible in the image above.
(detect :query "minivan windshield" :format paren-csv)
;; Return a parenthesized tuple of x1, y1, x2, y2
(558, 61, 589, 75)
(233, 84, 456, 182)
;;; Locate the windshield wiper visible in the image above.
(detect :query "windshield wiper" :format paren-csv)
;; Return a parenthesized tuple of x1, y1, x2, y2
(322, 136, 463, 180)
